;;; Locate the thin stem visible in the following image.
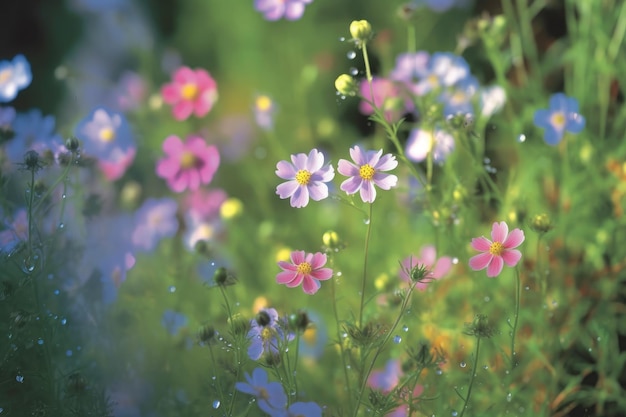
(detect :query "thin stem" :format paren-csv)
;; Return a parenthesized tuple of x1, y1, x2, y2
(219, 285, 240, 415)
(208, 344, 225, 403)
(458, 337, 482, 417)
(330, 258, 353, 410)
(407, 24, 416, 53)
(511, 267, 521, 369)
(358, 203, 373, 327)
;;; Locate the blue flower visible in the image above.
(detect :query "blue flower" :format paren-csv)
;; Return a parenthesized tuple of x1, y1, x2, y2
(161, 309, 188, 335)
(74, 107, 135, 157)
(235, 368, 287, 415)
(533, 93, 586, 145)
(439, 75, 479, 116)
(131, 198, 179, 252)
(3, 109, 63, 163)
(0, 106, 16, 129)
(285, 402, 322, 417)
(247, 308, 293, 360)
(414, 52, 471, 95)
(0, 55, 32, 103)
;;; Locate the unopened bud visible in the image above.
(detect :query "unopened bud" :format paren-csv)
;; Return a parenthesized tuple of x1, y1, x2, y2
(334, 74, 358, 97)
(65, 136, 80, 152)
(350, 20, 372, 44)
(530, 213, 553, 234)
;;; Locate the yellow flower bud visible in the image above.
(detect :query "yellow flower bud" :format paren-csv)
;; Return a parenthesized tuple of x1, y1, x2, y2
(349, 20, 372, 44)
(334, 74, 358, 97)
(220, 198, 243, 219)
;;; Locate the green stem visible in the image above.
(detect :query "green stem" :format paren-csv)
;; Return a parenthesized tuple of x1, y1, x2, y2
(330, 258, 353, 410)
(407, 24, 416, 53)
(358, 203, 373, 327)
(511, 267, 521, 369)
(458, 337, 482, 417)
(208, 345, 225, 404)
(219, 285, 240, 415)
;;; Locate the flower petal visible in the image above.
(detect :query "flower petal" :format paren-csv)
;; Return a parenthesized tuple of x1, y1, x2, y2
(501, 249, 522, 267)
(469, 252, 492, 271)
(432, 256, 452, 279)
(486, 256, 504, 277)
(503, 228, 525, 249)
(277, 270, 299, 285)
(337, 159, 359, 177)
(359, 180, 376, 203)
(470, 236, 491, 251)
(307, 182, 329, 201)
(301, 276, 321, 294)
(372, 172, 397, 190)
(491, 221, 508, 243)
(309, 252, 327, 269)
(374, 153, 398, 171)
(289, 185, 309, 208)
(276, 180, 299, 199)
(276, 160, 296, 179)
(340, 176, 363, 194)
(311, 267, 333, 281)
(349, 146, 367, 166)
(291, 250, 305, 264)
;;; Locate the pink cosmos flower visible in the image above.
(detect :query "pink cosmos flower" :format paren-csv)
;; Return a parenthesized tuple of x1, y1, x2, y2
(399, 245, 452, 291)
(469, 221, 525, 277)
(156, 135, 220, 193)
(254, 0, 313, 21)
(275, 148, 335, 208)
(338, 146, 398, 203)
(359, 77, 414, 122)
(276, 251, 333, 295)
(161, 67, 218, 121)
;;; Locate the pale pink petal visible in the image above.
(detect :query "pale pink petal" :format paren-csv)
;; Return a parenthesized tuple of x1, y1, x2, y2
(486, 256, 504, 277)
(365, 149, 382, 167)
(470, 236, 491, 252)
(194, 70, 216, 89)
(311, 267, 333, 281)
(278, 261, 298, 272)
(277, 180, 299, 199)
(432, 256, 452, 279)
(349, 146, 367, 166)
(162, 135, 184, 155)
(307, 182, 328, 201)
(291, 152, 308, 170)
(313, 164, 334, 182)
(277, 270, 299, 285)
(372, 172, 397, 190)
(420, 245, 437, 266)
(360, 181, 377, 203)
(309, 252, 327, 269)
(193, 96, 212, 117)
(156, 159, 180, 178)
(306, 149, 324, 172)
(262, 5, 284, 20)
(170, 174, 188, 193)
(501, 249, 522, 267)
(375, 153, 398, 171)
(276, 160, 297, 179)
(301, 276, 321, 294)
(284, 2, 305, 20)
(491, 221, 508, 243)
(503, 228, 525, 249)
(173, 67, 195, 84)
(290, 186, 309, 208)
(291, 250, 305, 264)
(187, 169, 201, 190)
(469, 252, 493, 271)
(340, 176, 363, 194)
(337, 159, 359, 176)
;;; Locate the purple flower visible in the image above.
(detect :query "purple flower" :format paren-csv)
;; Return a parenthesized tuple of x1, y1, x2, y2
(247, 308, 292, 360)
(439, 76, 479, 116)
(254, 0, 313, 21)
(75, 107, 136, 180)
(0, 208, 28, 255)
(4, 109, 63, 163)
(412, 0, 472, 12)
(131, 198, 179, 252)
(0, 106, 16, 129)
(337, 146, 398, 203)
(368, 359, 401, 393)
(276, 148, 334, 208)
(533, 93, 585, 145)
(0, 55, 31, 103)
(235, 368, 287, 415)
(405, 127, 455, 163)
(414, 52, 470, 95)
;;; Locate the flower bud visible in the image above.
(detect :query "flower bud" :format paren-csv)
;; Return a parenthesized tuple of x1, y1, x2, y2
(322, 230, 345, 252)
(334, 74, 358, 97)
(350, 20, 372, 44)
(289, 310, 311, 332)
(197, 325, 217, 345)
(213, 266, 236, 287)
(530, 213, 553, 234)
(65, 136, 80, 152)
(464, 314, 495, 338)
(22, 150, 42, 171)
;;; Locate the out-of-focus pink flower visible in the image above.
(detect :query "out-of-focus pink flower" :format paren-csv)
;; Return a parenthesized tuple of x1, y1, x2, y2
(161, 67, 218, 121)
(115, 71, 147, 111)
(337, 146, 398, 203)
(275, 148, 334, 208)
(368, 359, 401, 393)
(405, 127, 455, 164)
(469, 221, 525, 277)
(359, 77, 413, 122)
(277, 250, 333, 295)
(182, 188, 227, 222)
(254, 0, 313, 21)
(156, 135, 220, 193)
(399, 245, 452, 290)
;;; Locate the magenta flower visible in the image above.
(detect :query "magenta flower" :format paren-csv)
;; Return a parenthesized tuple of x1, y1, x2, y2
(254, 0, 313, 21)
(359, 77, 413, 122)
(275, 148, 334, 208)
(277, 251, 333, 295)
(399, 245, 452, 290)
(338, 146, 398, 203)
(156, 135, 220, 193)
(161, 67, 218, 121)
(469, 221, 525, 277)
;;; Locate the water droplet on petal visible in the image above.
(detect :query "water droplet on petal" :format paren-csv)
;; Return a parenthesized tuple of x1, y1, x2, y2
(346, 50, 357, 59)
(339, 36, 346, 42)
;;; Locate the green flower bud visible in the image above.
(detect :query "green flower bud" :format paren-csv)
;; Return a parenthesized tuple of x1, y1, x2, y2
(530, 213, 553, 234)
(65, 136, 80, 152)
(334, 74, 358, 97)
(464, 314, 495, 338)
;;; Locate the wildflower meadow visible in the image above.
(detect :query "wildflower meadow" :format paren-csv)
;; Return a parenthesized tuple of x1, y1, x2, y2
(1, 0, 626, 416)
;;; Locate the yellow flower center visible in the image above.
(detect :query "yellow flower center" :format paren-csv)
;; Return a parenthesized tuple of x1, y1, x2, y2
(427, 74, 439, 88)
(0, 69, 12, 84)
(180, 151, 197, 169)
(181, 83, 199, 100)
(295, 169, 312, 185)
(551, 112, 566, 128)
(489, 241, 503, 256)
(99, 127, 116, 142)
(359, 164, 375, 180)
(256, 95, 272, 111)
(303, 327, 317, 346)
(297, 262, 312, 275)
(261, 327, 272, 341)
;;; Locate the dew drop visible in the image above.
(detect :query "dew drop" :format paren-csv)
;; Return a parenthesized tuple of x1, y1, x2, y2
(363, 218, 370, 225)
(452, 412, 458, 417)
(16, 375, 24, 383)
(517, 134, 526, 143)
(66, 350, 73, 357)
(506, 392, 512, 402)
(168, 285, 176, 293)
(460, 361, 467, 368)
(346, 50, 357, 59)
(524, 286, 530, 291)
(339, 36, 346, 42)
(37, 338, 44, 345)
(483, 365, 489, 370)
(452, 257, 459, 265)
(61, 318, 67, 325)
(483, 157, 491, 164)
(349, 67, 359, 76)
(393, 335, 402, 344)
(58, 223, 65, 230)
(484, 296, 490, 302)
(336, 271, 342, 277)
(54, 289, 60, 295)
(212, 400, 221, 409)
(436, 369, 443, 375)
(402, 325, 409, 332)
